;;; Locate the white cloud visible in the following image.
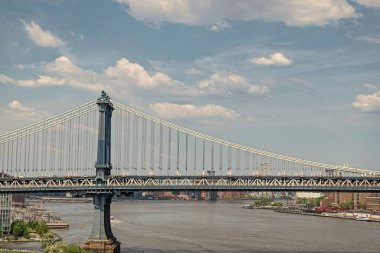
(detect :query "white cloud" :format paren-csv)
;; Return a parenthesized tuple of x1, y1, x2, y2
(0, 56, 186, 97)
(105, 58, 183, 88)
(23, 21, 65, 48)
(2, 57, 269, 99)
(195, 72, 269, 96)
(0, 74, 65, 87)
(352, 92, 380, 112)
(114, 0, 358, 28)
(0, 74, 15, 84)
(363, 83, 380, 90)
(250, 52, 293, 66)
(0, 101, 51, 132)
(184, 68, 202, 75)
(8, 100, 33, 112)
(355, 0, 380, 8)
(354, 35, 380, 44)
(149, 102, 239, 120)
(210, 20, 231, 31)
(248, 85, 269, 95)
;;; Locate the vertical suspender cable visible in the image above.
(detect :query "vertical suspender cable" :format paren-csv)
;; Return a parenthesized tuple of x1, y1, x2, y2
(185, 133, 188, 175)
(141, 118, 146, 172)
(168, 128, 171, 174)
(211, 141, 214, 171)
(126, 112, 130, 171)
(0, 143, 3, 175)
(176, 130, 180, 174)
(15, 133, 18, 176)
(118, 110, 122, 174)
(42, 127, 45, 174)
(202, 139, 205, 174)
(219, 144, 223, 171)
(193, 136, 197, 172)
(68, 119, 72, 174)
(228, 146, 231, 173)
(120, 110, 125, 174)
(132, 114, 137, 171)
(159, 123, 163, 173)
(245, 151, 248, 175)
(116, 110, 120, 174)
(150, 120, 155, 172)
(36, 131, 39, 174)
(7, 141, 10, 174)
(76, 115, 81, 173)
(10, 139, 13, 173)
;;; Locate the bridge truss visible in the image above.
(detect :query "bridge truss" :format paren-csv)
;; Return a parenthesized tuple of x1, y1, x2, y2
(1, 176, 380, 193)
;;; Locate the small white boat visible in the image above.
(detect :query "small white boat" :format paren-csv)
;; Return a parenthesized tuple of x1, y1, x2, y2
(241, 204, 253, 209)
(355, 217, 371, 222)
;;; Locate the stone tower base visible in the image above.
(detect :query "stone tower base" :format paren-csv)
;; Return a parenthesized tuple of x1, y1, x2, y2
(82, 239, 120, 253)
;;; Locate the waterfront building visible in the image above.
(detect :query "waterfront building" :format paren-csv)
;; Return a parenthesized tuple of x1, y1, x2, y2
(320, 192, 371, 209)
(0, 193, 12, 235)
(296, 192, 323, 199)
(219, 191, 247, 199)
(366, 196, 380, 211)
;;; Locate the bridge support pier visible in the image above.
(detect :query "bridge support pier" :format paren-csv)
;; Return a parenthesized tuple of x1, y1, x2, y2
(207, 191, 218, 201)
(83, 194, 120, 253)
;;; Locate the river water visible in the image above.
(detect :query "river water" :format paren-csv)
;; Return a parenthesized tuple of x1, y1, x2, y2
(5, 200, 380, 253)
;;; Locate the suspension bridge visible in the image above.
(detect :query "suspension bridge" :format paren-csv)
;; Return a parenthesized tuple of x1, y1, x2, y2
(1, 91, 379, 253)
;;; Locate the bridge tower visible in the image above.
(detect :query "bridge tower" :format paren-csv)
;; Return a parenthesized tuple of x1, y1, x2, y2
(83, 91, 120, 253)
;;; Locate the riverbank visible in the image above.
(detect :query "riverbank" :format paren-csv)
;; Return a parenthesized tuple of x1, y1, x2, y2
(0, 250, 38, 253)
(275, 208, 380, 222)
(37, 197, 91, 204)
(12, 203, 69, 229)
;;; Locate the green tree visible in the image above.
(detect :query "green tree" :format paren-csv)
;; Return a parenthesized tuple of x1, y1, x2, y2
(254, 196, 272, 206)
(11, 220, 28, 238)
(315, 196, 324, 207)
(36, 221, 49, 236)
(340, 200, 354, 210)
(45, 241, 68, 253)
(41, 231, 56, 249)
(65, 244, 91, 253)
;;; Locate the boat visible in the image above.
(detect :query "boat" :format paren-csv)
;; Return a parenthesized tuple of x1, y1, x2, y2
(355, 217, 371, 222)
(241, 204, 253, 209)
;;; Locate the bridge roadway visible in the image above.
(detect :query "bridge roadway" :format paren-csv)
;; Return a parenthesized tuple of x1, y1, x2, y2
(1, 175, 380, 193)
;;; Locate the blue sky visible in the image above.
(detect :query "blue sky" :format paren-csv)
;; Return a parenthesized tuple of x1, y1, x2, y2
(0, 0, 379, 170)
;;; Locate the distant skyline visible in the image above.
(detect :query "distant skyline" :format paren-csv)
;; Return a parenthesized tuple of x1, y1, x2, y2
(0, 0, 379, 169)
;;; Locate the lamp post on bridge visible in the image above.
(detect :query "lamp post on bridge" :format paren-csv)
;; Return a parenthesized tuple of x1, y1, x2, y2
(83, 91, 120, 253)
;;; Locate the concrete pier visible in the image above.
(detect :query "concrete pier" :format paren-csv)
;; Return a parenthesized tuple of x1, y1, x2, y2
(194, 192, 202, 200)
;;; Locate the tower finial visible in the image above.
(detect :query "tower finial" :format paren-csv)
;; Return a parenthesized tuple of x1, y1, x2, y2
(97, 91, 113, 108)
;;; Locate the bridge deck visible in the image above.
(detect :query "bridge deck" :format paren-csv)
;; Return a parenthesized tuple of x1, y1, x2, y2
(1, 175, 380, 193)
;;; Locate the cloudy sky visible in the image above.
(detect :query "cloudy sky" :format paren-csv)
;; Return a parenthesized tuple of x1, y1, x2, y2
(0, 0, 379, 170)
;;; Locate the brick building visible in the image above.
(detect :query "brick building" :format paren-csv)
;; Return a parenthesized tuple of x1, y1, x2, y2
(320, 192, 371, 209)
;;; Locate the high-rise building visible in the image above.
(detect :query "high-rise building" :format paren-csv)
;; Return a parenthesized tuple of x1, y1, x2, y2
(0, 193, 12, 235)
